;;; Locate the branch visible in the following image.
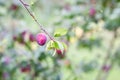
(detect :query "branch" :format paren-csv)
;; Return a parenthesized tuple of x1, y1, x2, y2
(95, 29, 117, 80)
(102, 30, 118, 80)
(18, 0, 54, 41)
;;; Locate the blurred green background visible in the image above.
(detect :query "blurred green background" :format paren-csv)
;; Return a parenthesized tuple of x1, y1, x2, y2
(0, 0, 120, 80)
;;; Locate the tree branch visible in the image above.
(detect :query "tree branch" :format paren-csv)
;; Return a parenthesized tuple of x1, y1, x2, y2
(18, 0, 54, 41)
(95, 29, 117, 80)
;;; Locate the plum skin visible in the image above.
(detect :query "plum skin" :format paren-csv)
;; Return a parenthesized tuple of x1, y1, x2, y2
(36, 33, 47, 46)
(89, 7, 96, 16)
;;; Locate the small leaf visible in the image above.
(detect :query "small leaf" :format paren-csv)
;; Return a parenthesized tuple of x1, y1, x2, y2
(55, 41, 65, 54)
(52, 50, 56, 56)
(46, 41, 64, 52)
(56, 41, 64, 51)
(105, 17, 120, 31)
(62, 42, 67, 50)
(54, 28, 68, 37)
(46, 40, 55, 50)
(38, 52, 46, 61)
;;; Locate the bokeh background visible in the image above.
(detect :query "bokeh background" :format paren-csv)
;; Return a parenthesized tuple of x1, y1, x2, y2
(0, 0, 120, 80)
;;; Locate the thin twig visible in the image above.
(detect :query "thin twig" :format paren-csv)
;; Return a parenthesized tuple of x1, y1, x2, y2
(19, 0, 54, 41)
(102, 59, 114, 80)
(95, 29, 117, 80)
(102, 31, 118, 80)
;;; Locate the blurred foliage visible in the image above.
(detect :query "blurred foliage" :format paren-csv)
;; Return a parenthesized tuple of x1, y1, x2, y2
(0, 0, 120, 80)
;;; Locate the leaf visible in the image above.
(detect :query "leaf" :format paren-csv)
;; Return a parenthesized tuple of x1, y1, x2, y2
(46, 41, 64, 51)
(62, 42, 67, 50)
(54, 28, 68, 37)
(46, 40, 55, 50)
(105, 17, 120, 31)
(38, 52, 46, 61)
(52, 50, 56, 56)
(56, 41, 64, 51)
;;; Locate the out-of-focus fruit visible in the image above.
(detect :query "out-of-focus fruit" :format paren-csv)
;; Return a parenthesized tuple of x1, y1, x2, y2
(89, 7, 96, 16)
(10, 4, 19, 10)
(21, 65, 31, 73)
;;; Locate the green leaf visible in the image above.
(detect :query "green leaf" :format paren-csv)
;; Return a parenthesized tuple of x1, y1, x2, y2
(105, 17, 120, 31)
(46, 40, 55, 50)
(62, 42, 67, 50)
(56, 41, 64, 51)
(38, 52, 46, 61)
(54, 28, 68, 37)
(46, 40, 64, 51)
